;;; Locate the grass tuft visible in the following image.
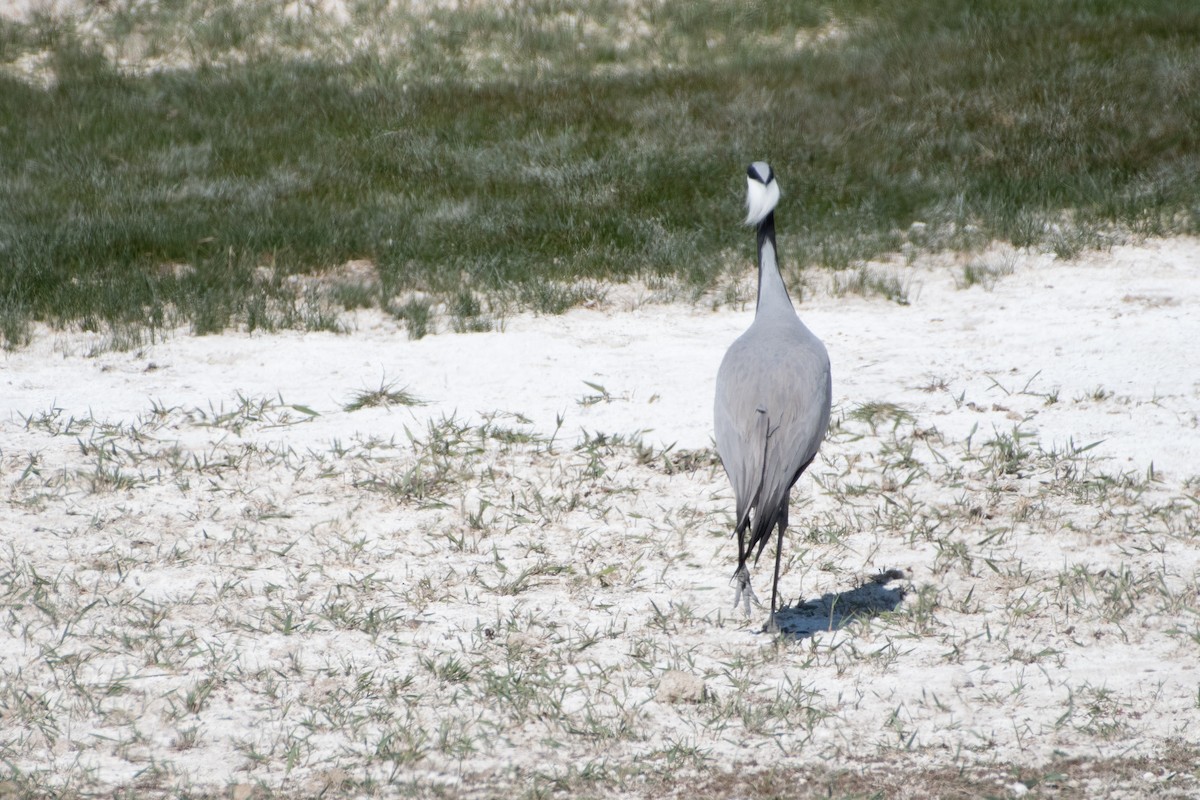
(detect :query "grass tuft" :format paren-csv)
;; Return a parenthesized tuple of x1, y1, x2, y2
(344, 380, 424, 412)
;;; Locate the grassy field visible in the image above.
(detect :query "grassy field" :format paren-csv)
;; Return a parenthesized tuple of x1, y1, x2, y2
(1, 0, 1198, 348)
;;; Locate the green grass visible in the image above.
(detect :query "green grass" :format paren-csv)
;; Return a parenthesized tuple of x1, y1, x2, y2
(1, 0, 1199, 347)
(343, 379, 423, 412)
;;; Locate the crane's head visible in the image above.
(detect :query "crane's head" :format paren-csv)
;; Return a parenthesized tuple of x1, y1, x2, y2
(744, 161, 780, 227)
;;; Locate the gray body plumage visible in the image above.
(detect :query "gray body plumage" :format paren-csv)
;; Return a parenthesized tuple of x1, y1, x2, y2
(714, 162, 832, 628)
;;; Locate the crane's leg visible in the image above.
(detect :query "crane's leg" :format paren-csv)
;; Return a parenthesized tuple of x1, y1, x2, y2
(731, 519, 758, 616)
(732, 564, 757, 617)
(733, 564, 758, 616)
(766, 499, 789, 633)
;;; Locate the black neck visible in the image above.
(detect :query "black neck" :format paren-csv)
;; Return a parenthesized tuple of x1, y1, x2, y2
(756, 211, 776, 263)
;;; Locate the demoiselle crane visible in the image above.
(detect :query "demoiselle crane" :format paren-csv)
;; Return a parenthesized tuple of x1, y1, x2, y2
(714, 162, 832, 631)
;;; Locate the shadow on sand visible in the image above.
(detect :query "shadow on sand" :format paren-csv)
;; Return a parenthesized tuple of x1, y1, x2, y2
(771, 569, 909, 639)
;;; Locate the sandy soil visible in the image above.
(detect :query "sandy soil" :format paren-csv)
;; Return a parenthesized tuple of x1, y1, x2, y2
(7, 239, 1199, 474)
(2, 238, 1199, 797)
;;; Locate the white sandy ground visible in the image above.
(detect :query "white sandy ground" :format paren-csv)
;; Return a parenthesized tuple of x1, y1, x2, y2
(1, 239, 1199, 797)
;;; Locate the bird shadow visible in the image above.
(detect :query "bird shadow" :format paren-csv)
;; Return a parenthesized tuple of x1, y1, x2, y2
(769, 568, 909, 639)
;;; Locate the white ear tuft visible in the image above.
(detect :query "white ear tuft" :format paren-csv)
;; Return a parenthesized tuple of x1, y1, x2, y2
(744, 174, 781, 226)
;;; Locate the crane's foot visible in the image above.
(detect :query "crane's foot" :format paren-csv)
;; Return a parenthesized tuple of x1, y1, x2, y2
(762, 611, 780, 634)
(731, 565, 759, 617)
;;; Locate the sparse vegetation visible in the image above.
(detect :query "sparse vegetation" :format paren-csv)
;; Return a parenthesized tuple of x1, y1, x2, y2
(957, 251, 1018, 290)
(832, 264, 914, 305)
(343, 379, 423, 412)
(3, 373, 1198, 797)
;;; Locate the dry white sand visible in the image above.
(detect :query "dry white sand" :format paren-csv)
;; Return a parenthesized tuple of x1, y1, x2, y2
(8, 239, 1199, 476)
(2, 239, 1199, 797)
